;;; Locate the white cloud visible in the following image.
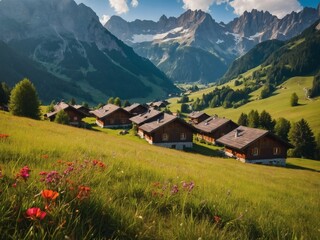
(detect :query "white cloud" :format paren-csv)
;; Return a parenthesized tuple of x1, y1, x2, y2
(182, 0, 216, 12)
(109, 0, 129, 14)
(100, 15, 110, 25)
(131, 0, 139, 8)
(108, 0, 138, 15)
(230, 0, 303, 18)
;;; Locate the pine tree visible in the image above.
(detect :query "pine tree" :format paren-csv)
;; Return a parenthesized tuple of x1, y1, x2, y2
(274, 118, 291, 141)
(82, 102, 89, 108)
(237, 113, 248, 126)
(9, 79, 41, 120)
(123, 100, 130, 107)
(107, 97, 114, 104)
(0, 82, 10, 106)
(54, 110, 69, 125)
(248, 110, 259, 128)
(315, 133, 320, 160)
(114, 97, 121, 107)
(69, 98, 76, 105)
(259, 110, 275, 131)
(290, 92, 299, 106)
(289, 119, 316, 159)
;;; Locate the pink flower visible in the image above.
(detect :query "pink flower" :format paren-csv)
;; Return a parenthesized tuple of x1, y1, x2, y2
(25, 207, 46, 220)
(19, 166, 31, 181)
(171, 185, 179, 194)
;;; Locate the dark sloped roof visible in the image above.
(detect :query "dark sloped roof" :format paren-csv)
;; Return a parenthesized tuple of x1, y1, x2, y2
(45, 102, 72, 118)
(90, 104, 121, 119)
(130, 109, 163, 125)
(124, 103, 148, 113)
(139, 113, 178, 133)
(188, 111, 210, 119)
(195, 116, 235, 133)
(216, 126, 293, 150)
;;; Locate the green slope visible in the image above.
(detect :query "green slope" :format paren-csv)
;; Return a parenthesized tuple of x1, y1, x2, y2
(168, 76, 320, 134)
(0, 111, 319, 239)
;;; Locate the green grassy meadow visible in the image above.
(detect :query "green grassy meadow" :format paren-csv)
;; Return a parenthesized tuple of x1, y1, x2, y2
(169, 76, 320, 135)
(1, 111, 319, 239)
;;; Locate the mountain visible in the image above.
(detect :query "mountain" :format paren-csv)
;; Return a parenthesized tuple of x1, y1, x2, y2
(222, 19, 320, 85)
(222, 40, 285, 81)
(0, 41, 90, 103)
(0, 0, 177, 104)
(106, 10, 237, 83)
(105, 6, 320, 83)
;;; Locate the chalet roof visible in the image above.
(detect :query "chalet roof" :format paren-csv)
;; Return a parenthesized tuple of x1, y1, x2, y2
(195, 116, 236, 133)
(45, 102, 72, 118)
(130, 109, 163, 125)
(90, 104, 121, 119)
(148, 101, 169, 108)
(124, 103, 148, 113)
(188, 111, 210, 119)
(216, 126, 293, 150)
(139, 113, 177, 133)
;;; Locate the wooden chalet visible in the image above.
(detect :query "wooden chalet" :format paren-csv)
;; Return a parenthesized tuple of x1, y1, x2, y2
(138, 113, 194, 150)
(216, 126, 293, 166)
(44, 102, 86, 127)
(188, 111, 210, 125)
(194, 116, 238, 144)
(130, 109, 163, 126)
(73, 105, 93, 117)
(90, 104, 132, 128)
(147, 101, 169, 110)
(124, 103, 148, 116)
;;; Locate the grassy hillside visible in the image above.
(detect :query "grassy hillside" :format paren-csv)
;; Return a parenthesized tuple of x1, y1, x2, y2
(0, 111, 319, 239)
(169, 76, 320, 134)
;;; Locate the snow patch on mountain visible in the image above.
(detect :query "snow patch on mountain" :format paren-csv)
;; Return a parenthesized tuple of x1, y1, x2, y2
(248, 32, 264, 40)
(132, 34, 154, 43)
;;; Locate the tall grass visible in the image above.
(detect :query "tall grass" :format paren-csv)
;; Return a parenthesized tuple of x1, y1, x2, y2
(1, 112, 319, 239)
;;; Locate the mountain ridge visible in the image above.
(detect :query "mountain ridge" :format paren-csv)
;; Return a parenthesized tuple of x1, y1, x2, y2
(105, 7, 320, 83)
(0, 0, 178, 104)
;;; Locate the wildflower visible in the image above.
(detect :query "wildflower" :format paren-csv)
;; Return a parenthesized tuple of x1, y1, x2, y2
(214, 215, 221, 223)
(45, 171, 61, 185)
(63, 166, 74, 175)
(92, 160, 99, 166)
(77, 185, 91, 200)
(0, 134, 9, 139)
(42, 190, 59, 201)
(98, 162, 106, 168)
(25, 207, 46, 220)
(41, 155, 49, 159)
(182, 181, 195, 192)
(17, 166, 31, 181)
(0, 167, 2, 179)
(66, 162, 74, 166)
(171, 185, 179, 195)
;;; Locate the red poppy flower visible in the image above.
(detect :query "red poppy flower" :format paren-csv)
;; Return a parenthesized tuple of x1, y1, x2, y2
(25, 207, 46, 220)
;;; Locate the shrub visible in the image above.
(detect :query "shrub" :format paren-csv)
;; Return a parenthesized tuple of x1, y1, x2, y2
(9, 79, 41, 119)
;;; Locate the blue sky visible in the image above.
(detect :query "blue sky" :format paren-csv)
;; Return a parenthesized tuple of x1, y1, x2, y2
(75, 0, 320, 25)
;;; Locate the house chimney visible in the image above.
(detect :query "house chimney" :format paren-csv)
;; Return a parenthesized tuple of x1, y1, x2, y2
(157, 119, 160, 124)
(235, 129, 240, 138)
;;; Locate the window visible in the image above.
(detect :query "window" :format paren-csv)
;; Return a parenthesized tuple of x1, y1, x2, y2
(252, 147, 259, 156)
(273, 147, 281, 155)
(162, 133, 169, 141)
(180, 132, 186, 140)
(73, 116, 78, 121)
